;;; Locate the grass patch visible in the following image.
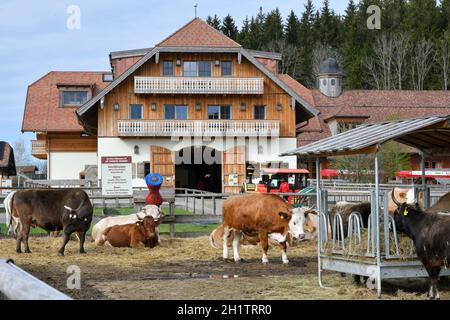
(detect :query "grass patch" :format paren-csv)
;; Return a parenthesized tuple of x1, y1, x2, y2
(94, 207, 192, 216)
(159, 223, 219, 234)
(1, 220, 216, 236)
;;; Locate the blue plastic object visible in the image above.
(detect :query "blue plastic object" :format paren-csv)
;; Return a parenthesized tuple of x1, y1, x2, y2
(145, 173, 163, 187)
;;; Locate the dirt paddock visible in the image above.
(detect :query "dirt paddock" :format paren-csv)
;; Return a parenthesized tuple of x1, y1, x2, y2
(0, 235, 449, 300)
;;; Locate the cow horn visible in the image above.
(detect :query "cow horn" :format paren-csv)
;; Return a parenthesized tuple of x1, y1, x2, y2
(391, 188, 401, 206)
(64, 205, 73, 211)
(75, 201, 84, 212)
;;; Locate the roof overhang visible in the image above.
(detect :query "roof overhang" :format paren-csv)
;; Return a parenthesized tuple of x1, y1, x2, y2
(281, 116, 450, 158)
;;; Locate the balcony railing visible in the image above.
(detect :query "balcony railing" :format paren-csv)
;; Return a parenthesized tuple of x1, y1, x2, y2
(117, 120, 279, 137)
(134, 76, 264, 94)
(31, 140, 47, 158)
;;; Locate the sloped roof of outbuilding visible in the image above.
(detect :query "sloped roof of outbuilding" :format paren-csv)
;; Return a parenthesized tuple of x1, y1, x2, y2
(281, 116, 450, 158)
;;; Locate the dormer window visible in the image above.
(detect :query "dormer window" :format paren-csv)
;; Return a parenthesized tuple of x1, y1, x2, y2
(337, 121, 362, 134)
(59, 86, 91, 107)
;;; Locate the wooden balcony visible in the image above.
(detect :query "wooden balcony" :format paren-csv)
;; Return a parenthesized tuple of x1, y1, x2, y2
(134, 76, 264, 95)
(117, 120, 279, 137)
(31, 140, 47, 159)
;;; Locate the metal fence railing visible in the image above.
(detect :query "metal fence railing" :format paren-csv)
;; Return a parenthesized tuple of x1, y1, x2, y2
(0, 259, 71, 300)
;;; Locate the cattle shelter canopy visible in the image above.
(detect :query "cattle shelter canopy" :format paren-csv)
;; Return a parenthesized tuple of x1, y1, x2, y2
(281, 115, 450, 158)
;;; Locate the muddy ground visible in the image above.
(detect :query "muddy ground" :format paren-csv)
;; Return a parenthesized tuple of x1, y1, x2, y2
(0, 235, 449, 300)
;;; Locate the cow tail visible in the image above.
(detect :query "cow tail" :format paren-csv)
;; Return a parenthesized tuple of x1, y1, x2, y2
(95, 233, 106, 246)
(209, 229, 219, 249)
(96, 227, 110, 246)
(4, 191, 16, 235)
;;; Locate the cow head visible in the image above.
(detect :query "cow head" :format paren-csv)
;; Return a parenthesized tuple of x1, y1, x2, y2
(391, 188, 423, 235)
(289, 207, 308, 241)
(140, 205, 164, 223)
(63, 204, 91, 234)
(136, 216, 157, 238)
(303, 208, 319, 234)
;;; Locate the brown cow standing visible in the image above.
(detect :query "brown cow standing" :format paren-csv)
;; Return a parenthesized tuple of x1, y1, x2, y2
(222, 193, 298, 264)
(11, 189, 93, 256)
(98, 216, 159, 248)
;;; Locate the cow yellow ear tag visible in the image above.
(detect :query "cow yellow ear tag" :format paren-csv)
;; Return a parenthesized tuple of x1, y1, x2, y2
(403, 208, 409, 216)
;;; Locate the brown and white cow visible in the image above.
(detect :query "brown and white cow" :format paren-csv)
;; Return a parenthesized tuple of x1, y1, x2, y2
(210, 207, 318, 249)
(92, 205, 163, 245)
(387, 188, 423, 215)
(221, 194, 305, 264)
(98, 216, 159, 248)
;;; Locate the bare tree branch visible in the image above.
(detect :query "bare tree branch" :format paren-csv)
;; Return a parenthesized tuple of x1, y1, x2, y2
(392, 32, 411, 90)
(411, 38, 434, 90)
(436, 34, 450, 91)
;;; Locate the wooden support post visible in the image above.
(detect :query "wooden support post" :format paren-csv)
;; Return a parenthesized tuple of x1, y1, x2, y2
(212, 195, 216, 215)
(185, 189, 188, 211)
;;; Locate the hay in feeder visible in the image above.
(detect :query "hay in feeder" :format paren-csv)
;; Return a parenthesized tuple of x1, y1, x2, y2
(322, 224, 417, 261)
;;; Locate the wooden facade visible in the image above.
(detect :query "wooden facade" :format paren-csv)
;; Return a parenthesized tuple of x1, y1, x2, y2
(222, 145, 246, 193)
(150, 145, 175, 188)
(32, 132, 97, 159)
(98, 53, 297, 138)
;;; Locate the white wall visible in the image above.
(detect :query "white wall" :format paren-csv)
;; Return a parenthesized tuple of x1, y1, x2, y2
(49, 152, 97, 180)
(97, 137, 297, 179)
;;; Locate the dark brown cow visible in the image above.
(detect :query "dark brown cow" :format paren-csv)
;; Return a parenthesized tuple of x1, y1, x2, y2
(11, 189, 93, 256)
(98, 216, 158, 248)
(221, 194, 304, 264)
(328, 201, 372, 238)
(392, 189, 450, 300)
(328, 201, 372, 284)
(428, 191, 450, 213)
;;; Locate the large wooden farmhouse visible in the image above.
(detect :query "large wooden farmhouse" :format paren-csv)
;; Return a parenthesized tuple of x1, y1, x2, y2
(22, 18, 450, 190)
(23, 18, 317, 192)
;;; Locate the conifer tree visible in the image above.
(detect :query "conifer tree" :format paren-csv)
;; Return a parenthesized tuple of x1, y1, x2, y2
(285, 10, 300, 45)
(221, 14, 238, 40)
(264, 8, 284, 43)
(206, 14, 221, 30)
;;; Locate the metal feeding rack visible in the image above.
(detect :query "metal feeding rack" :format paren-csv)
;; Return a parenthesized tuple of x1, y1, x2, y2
(281, 116, 450, 297)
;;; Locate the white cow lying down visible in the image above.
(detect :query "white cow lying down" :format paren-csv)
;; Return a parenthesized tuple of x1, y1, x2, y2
(92, 205, 163, 245)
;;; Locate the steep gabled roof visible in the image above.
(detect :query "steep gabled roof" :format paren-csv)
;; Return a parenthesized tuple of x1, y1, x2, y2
(77, 19, 318, 124)
(22, 71, 108, 132)
(156, 18, 241, 48)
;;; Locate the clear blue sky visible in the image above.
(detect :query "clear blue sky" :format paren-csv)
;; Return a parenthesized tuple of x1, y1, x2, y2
(0, 0, 348, 148)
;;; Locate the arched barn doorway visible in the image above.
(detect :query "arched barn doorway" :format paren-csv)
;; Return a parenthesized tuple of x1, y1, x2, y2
(175, 146, 222, 193)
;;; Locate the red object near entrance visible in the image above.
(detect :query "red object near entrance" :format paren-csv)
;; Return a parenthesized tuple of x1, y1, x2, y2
(145, 173, 164, 206)
(320, 169, 340, 177)
(252, 168, 310, 205)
